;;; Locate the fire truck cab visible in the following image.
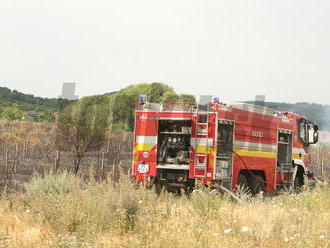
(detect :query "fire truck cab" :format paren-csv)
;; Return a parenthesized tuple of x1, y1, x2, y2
(132, 97, 319, 194)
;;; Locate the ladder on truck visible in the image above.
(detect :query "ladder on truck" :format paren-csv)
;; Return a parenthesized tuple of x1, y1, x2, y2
(193, 102, 210, 178)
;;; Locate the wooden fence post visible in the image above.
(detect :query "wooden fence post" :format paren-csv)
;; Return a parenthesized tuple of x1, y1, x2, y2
(54, 150, 60, 172)
(101, 151, 105, 171)
(14, 144, 18, 174)
(5, 149, 8, 172)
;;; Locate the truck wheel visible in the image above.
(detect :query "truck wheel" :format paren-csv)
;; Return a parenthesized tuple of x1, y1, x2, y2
(293, 174, 304, 190)
(155, 182, 164, 195)
(294, 166, 305, 190)
(247, 175, 266, 195)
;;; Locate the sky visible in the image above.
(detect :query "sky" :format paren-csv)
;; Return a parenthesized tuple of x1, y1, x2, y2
(0, 0, 329, 104)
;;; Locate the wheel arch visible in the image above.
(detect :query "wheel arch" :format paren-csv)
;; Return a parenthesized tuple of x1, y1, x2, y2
(237, 169, 266, 195)
(236, 169, 266, 187)
(239, 169, 266, 179)
(291, 159, 309, 190)
(292, 159, 307, 174)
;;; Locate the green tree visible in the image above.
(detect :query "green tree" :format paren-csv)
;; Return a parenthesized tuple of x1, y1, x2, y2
(148, 82, 176, 102)
(56, 95, 111, 174)
(178, 94, 195, 102)
(161, 91, 179, 102)
(0, 106, 23, 120)
(110, 83, 179, 131)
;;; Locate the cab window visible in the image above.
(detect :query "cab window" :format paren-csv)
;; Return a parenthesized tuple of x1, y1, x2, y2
(298, 119, 307, 143)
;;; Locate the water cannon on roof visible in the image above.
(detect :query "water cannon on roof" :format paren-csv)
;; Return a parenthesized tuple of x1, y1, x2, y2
(139, 95, 147, 104)
(212, 96, 220, 104)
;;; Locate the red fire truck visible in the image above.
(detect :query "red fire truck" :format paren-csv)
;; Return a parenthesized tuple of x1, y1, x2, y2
(132, 97, 319, 194)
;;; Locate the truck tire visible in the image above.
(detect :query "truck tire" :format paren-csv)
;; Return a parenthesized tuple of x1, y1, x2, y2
(294, 166, 305, 190)
(293, 174, 305, 191)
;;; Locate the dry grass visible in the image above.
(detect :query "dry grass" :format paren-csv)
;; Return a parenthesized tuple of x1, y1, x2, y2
(0, 173, 330, 248)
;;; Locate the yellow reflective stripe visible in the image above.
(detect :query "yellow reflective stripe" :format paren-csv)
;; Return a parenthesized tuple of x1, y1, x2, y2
(196, 146, 215, 154)
(134, 144, 153, 152)
(292, 154, 307, 159)
(292, 154, 300, 159)
(234, 148, 276, 158)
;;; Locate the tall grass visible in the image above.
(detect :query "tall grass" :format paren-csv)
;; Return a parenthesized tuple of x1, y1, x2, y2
(0, 173, 329, 248)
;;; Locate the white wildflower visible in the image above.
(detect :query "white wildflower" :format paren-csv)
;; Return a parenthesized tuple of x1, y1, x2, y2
(284, 238, 289, 242)
(241, 226, 250, 232)
(138, 200, 143, 204)
(223, 228, 232, 234)
(319, 235, 325, 239)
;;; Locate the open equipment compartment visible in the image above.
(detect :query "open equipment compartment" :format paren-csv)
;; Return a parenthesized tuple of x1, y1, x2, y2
(157, 120, 192, 165)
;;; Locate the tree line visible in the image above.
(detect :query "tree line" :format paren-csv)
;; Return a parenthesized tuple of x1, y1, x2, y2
(0, 87, 71, 121)
(1, 84, 330, 131)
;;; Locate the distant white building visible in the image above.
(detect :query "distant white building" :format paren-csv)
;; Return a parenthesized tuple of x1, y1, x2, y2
(255, 95, 266, 106)
(59, 82, 79, 100)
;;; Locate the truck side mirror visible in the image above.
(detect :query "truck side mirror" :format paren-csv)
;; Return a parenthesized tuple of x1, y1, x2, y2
(313, 130, 319, 144)
(307, 124, 318, 144)
(308, 125, 314, 144)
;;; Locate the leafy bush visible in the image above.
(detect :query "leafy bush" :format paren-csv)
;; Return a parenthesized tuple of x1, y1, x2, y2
(0, 106, 23, 121)
(23, 173, 151, 238)
(26, 172, 80, 196)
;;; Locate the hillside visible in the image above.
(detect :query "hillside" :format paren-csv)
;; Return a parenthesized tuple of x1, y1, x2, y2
(0, 87, 72, 121)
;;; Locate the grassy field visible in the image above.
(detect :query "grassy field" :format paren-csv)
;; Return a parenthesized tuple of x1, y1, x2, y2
(0, 173, 329, 248)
